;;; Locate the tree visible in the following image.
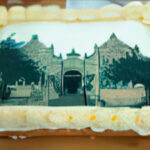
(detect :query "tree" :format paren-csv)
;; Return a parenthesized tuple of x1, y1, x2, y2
(0, 33, 41, 100)
(107, 47, 150, 103)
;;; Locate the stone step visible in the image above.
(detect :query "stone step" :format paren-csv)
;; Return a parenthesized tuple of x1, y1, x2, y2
(48, 94, 85, 106)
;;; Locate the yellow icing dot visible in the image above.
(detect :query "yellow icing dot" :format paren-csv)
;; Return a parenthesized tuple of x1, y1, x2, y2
(111, 115, 117, 122)
(139, 16, 144, 21)
(68, 115, 73, 121)
(118, 122, 123, 126)
(136, 116, 140, 123)
(90, 115, 96, 121)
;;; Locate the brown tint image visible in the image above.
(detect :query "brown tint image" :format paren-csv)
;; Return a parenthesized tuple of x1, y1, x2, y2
(0, 32, 149, 107)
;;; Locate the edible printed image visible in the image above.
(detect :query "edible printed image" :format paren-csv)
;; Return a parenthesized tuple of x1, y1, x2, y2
(0, 21, 149, 107)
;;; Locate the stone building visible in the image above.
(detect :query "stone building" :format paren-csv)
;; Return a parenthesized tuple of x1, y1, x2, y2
(19, 33, 145, 106)
(21, 34, 101, 104)
(99, 33, 134, 65)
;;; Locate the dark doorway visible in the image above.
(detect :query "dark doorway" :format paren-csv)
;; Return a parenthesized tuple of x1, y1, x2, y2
(64, 70, 82, 94)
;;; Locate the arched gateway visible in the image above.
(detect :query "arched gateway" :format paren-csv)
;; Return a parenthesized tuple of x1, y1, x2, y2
(64, 70, 82, 95)
(46, 47, 100, 106)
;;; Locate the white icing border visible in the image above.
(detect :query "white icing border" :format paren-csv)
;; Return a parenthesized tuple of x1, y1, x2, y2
(0, 2, 150, 136)
(0, 106, 150, 136)
(0, 1, 150, 29)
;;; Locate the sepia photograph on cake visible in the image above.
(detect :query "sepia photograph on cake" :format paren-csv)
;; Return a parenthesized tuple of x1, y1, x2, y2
(0, 20, 149, 107)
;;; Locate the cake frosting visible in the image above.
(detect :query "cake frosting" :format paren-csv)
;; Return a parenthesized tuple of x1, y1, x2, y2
(0, 1, 150, 137)
(0, 1, 150, 30)
(0, 106, 150, 136)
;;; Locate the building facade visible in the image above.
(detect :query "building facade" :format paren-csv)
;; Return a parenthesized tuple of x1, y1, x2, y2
(6, 33, 145, 107)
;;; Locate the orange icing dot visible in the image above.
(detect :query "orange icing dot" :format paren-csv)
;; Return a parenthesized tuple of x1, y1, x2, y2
(68, 115, 73, 121)
(136, 116, 140, 123)
(111, 115, 117, 122)
(90, 115, 96, 121)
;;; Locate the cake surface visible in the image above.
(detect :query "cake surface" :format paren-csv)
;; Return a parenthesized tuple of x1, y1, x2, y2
(0, 1, 150, 136)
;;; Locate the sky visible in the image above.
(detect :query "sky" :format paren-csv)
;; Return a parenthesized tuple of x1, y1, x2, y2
(0, 21, 150, 58)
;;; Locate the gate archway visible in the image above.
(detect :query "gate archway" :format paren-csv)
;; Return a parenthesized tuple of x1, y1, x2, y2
(64, 70, 82, 94)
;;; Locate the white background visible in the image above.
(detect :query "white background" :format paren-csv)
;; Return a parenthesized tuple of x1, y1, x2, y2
(0, 21, 150, 58)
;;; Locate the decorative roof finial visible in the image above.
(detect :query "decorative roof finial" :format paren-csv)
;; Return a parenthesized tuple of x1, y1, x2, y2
(50, 44, 54, 50)
(59, 53, 62, 59)
(84, 53, 88, 58)
(32, 34, 38, 40)
(72, 48, 75, 53)
(110, 33, 117, 39)
(67, 48, 80, 57)
(94, 43, 98, 50)
(134, 44, 139, 53)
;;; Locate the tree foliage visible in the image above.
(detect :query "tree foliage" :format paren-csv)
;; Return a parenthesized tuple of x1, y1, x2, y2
(0, 33, 41, 85)
(107, 48, 150, 89)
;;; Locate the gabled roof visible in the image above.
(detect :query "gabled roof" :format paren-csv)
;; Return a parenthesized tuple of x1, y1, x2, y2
(21, 34, 47, 54)
(100, 33, 133, 54)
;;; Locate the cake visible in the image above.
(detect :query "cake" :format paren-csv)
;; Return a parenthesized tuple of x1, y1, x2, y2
(0, 1, 150, 138)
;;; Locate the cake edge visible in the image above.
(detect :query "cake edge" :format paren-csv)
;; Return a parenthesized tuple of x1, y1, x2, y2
(0, 128, 141, 137)
(0, 106, 150, 136)
(0, 1, 150, 31)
